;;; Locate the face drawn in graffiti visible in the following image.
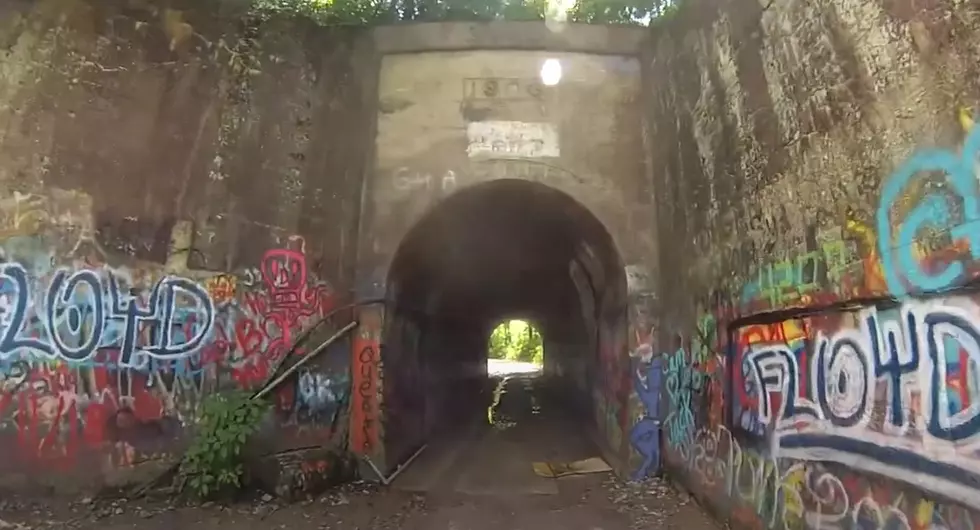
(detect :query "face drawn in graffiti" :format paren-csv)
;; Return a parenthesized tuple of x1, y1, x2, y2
(261, 248, 308, 311)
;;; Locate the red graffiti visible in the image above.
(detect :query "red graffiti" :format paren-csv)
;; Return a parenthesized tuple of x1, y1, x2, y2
(227, 244, 335, 389)
(3, 353, 168, 471)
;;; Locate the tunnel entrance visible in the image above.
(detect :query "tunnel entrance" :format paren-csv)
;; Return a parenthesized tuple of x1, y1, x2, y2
(380, 178, 628, 492)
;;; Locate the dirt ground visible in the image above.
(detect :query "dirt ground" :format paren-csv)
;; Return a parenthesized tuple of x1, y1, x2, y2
(1, 373, 723, 530)
(0, 474, 721, 530)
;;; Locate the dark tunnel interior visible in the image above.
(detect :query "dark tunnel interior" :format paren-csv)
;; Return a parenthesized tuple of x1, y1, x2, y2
(381, 178, 627, 470)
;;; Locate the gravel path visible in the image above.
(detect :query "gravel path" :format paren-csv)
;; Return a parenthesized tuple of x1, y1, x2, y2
(1, 474, 722, 530)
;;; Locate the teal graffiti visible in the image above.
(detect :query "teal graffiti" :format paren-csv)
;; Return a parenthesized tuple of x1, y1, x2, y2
(663, 347, 703, 449)
(877, 115, 980, 297)
(738, 241, 849, 308)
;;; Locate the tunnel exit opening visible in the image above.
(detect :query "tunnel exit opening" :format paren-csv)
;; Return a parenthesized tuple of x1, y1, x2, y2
(487, 318, 544, 375)
(380, 178, 628, 491)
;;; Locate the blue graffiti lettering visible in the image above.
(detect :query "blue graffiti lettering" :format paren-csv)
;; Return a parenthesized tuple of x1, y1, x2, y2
(922, 308, 980, 441)
(0, 263, 215, 367)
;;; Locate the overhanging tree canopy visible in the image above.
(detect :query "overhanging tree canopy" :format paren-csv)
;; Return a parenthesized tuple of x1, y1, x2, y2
(249, 0, 678, 25)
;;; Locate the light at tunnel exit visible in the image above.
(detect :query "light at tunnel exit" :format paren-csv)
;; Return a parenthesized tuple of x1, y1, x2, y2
(487, 319, 543, 424)
(487, 319, 543, 374)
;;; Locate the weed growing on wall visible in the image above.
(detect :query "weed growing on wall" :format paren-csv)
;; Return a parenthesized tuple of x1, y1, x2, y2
(180, 390, 271, 499)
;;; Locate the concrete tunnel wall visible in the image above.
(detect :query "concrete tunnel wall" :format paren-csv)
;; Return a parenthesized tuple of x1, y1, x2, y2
(5, 0, 980, 527)
(0, 2, 652, 496)
(0, 1, 377, 496)
(357, 41, 652, 477)
(641, 0, 980, 528)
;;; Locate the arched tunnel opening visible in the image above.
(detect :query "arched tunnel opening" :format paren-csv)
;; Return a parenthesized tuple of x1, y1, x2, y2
(380, 178, 627, 493)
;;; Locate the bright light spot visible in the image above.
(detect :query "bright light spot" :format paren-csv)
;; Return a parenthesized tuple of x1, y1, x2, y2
(540, 59, 562, 86)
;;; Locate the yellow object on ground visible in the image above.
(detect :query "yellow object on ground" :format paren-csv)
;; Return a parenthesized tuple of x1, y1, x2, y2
(532, 457, 613, 478)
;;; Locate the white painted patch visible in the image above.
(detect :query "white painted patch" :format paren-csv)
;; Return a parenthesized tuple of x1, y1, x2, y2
(466, 121, 560, 159)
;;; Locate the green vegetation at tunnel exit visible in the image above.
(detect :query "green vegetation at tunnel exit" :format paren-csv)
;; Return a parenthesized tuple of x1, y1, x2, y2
(489, 319, 544, 365)
(249, 0, 681, 26)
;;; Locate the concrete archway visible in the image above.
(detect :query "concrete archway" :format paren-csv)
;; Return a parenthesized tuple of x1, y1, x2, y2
(379, 178, 629, 480)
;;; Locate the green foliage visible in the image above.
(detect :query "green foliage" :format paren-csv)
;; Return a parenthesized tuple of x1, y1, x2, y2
(566, 0, 668, 24)
(181, 390, 271, 499)
(246, 0, 675, 25)
(489, 320, 543, 365)
(251, 0, 395, 24)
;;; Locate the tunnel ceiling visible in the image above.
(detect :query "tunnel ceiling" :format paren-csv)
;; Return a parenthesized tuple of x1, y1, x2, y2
(388, 179, 621, 327)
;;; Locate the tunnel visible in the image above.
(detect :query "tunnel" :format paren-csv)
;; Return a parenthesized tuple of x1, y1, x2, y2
(379, 177, 629, 492)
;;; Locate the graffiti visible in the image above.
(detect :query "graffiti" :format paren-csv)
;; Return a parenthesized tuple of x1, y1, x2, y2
(0, 217, 342, 474)
(693, 309, 726, 428)
(843, 215, 888, 296)
(731, 295, 980, 506)
(392, 168, 457, 193)
(205, 275, 237, 305)
(350, 338, 380, 454)
(462, 77, 544, 102)
(877, 111, 980, 298)
(0, 193, 47, 240)
(297, 370, 348, 419)
(596, 312, 629, 460)
(0, 360, 28, 392)
(669, 420, 980, 530)
(240, 267, 262, 288)
(229, 242, 335, 388)
(295, 458, 331, 492)
(739, 239, 851, 310)
(664, 347, 701, 449)
(0, 263, 215, 368)
(629, 355, 662, 479)
(0, 357, 177, 469)
(105, 407, 180, 466)
(657, 114, 980, 530)
(465, 121, 560, 158)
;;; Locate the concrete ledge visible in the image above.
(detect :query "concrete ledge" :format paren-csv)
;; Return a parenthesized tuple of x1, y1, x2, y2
(372, 21, 647, 56)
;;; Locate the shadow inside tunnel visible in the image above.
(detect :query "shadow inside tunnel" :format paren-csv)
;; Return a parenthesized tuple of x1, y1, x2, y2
(390, 370, 605, 496)
(374, 178, 630, 493)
